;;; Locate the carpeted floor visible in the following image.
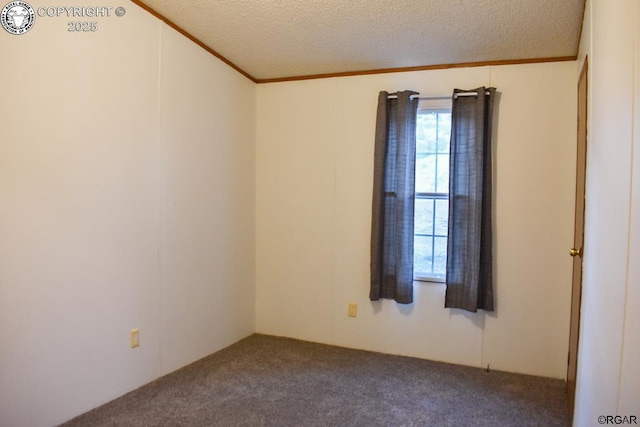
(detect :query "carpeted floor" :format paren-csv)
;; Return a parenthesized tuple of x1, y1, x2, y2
(61, 334, 570, 426)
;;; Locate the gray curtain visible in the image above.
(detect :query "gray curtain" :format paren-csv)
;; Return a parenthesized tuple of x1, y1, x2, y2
(370, 90, 419, 304)
(445, 87, 496, 312)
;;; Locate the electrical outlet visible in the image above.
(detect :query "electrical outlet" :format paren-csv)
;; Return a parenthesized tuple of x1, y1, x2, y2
(130, 329, 140, 349)
(348, 303, 358, 318)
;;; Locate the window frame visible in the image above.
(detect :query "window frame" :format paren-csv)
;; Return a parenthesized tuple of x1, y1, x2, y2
(414, 98, 452, 283)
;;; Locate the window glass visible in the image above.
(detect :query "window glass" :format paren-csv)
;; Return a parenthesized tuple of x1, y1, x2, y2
(414, 106, 451, 281)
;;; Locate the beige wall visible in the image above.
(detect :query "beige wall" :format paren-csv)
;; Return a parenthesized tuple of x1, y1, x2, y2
(0, 2, 255, 426)
(256, 62, 576, 379)
(574, 0, 640, 423)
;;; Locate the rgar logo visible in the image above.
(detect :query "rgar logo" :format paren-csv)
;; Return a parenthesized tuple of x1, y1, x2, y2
(1, 1, 35, 35)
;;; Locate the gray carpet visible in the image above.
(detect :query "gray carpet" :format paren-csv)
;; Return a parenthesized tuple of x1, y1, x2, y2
(61, 334, 570, 426)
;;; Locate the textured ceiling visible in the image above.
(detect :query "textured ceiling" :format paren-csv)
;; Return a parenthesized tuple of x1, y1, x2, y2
(136, 0, 585, 82)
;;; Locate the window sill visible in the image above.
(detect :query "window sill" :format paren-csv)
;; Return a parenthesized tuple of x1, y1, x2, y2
(414, 276, 445, 284)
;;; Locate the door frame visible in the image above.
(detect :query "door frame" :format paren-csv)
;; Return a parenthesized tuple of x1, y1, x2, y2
(567, 57, 588, 419)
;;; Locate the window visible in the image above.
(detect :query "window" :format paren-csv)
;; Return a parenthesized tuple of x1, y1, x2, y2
(414, 102, 451, 282)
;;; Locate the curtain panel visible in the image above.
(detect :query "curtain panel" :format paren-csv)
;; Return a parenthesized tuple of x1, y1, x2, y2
(445, 87, 496, 312)
(370, 91, 419, 304)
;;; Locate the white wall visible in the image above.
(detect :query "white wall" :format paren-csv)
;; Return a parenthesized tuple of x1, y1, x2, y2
(158, 19, 256, 376)
(574, 0, 640, 424)
(0, 2, 255, 426)
(621, 1, 640, 413)
(256, 62, 576, 379)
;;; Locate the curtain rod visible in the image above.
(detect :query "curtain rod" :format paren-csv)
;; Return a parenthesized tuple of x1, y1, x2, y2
(387, 91, 491, 100)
